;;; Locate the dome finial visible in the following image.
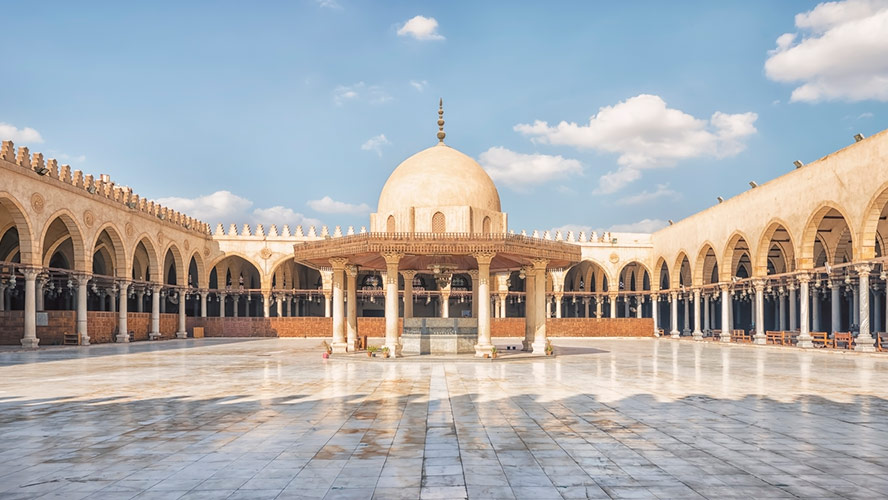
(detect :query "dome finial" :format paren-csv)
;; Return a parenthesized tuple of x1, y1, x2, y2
(436, 98, 445, 144)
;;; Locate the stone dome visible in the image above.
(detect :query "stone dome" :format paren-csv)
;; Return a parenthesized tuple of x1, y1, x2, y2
(377, 143, 502, 214)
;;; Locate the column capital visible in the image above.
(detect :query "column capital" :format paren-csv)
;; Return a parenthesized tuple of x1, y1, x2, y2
(472, 251, 496, 266)
(328, 257, 349, 270)
(381, 251, 403, 265)
(856, 263, 874, 275)
(530, 258, 548, 271)
(752, 279, 766, 291)
(467, 269, 480, 279)
(399, 269, 416, 279)
(795, 272, 811, 283)
(345, 264, 359, 277)
(19, 267, 40, 279)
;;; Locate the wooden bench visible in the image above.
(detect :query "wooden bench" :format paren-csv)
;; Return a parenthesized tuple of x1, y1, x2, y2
(783, 331, 799, 346)
(731, 329, 751, 343)
(833, 332, 853, 350)
(765, 330, 785, 345)
(877, 332, 887, 352)
(811, 331, 830, 348)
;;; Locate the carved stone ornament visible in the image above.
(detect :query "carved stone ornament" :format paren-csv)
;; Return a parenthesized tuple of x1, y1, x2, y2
(83, 210, 95, 228)
(609, 252, 619, 264)
(125, 222, 135, 237)
(184, 239, 190, 251)
(30, 193, 45, 213)
(157, 231, 165, 246)
(203, 246, 210, 257)
(260, 247, 273, 260)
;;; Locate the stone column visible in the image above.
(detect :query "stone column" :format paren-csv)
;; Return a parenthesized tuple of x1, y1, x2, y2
(346, 265, 358, 351)
(116, 282, 130, 343)
(329, 258, 347, 354)
(383, 252, 402, 356)
(623, 297, 629, 318)
(176, 289, 187, 339)
(232, 295, 239, 317)
(200, 291, 208, 318)
(720, 286, 731, 342)
(753, 280, 766, 344)
(440, 282, 451, 318)
(262, 292, 271, 318)
(812, 287, 821, 331)
(545, 296, 552, 319)
(789, 284, 797, 331)
(0, 285, 5, 311)
(609, 294, 617, 319)
(554, 293, 563, 319)
(469, 270, 479, 318)
(595, 295, 603, 318)
(21, 268, 39, 348)
(636, 295, 643, 318)
(401, 270, 415, 319)
(150, 284, 161, 339)
(703, 292, 711, 334)
(584, 298, 590, 318)
(523, 265, 534, 351)
(474, 252, 495, 356)
(219, 292, 226, 318)
(797, 274, 813, 348)
(531, 259, 548, 355)
(651, 293, 659, 336)
(874, 289, 882, 333)
(274, 294, 281, 317)
(670, 292, 679, 338)
(855, 264, 875, 351)
(76, 274, 91, 345)
(499, 293, 508, 318)
(136, 289, 144, 313)
(778, 290, 786, 331)
(683, 294, 690, 334)
(323, 293, 331, 318)
(853, 283, 860, 328)
(36, 278, 44, 312)
(692, 289, 702, 340)
(830, 281, 841, 333)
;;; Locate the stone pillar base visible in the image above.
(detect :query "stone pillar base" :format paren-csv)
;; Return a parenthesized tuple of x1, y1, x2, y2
(797, 335, 813, 348)
(20, 338, 39, 349)
(531, 341, 550, 356)
(176, 331, 188, 339)
(115, 334, 130, 343)
(81, 336, 90, 346)
(670, 330, 680, 339)
(753, 335, 766, 345)
(331, 342, 348, 354)
(855, 336, 875, 352)
(719, 332, 731, 343)
(474, 343, 495, 357)
(692, 331, 703, 341)
(384, 342, 401, 358)
(149, 332, 162, 340)
(345, 340, 356, 352)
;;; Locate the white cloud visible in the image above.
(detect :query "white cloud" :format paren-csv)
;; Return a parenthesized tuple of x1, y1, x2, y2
(615, 183, 680, 206)
(478, 146, 583, 190)
(409, 80, 428, 92)
(608, 219, 668, 233)
(315, 0, 341, 9)
(360, 134, 390, 157)
(514, 94, 757, 192)
(0, 122, 44, 143)
(397, 15, 444, 41)
(333, 82, 391, 106)
(157, 190, 321, 227)
(307, 196, 371, 215)
(858, 111, 874, 119)
(765, 0, 888, 102)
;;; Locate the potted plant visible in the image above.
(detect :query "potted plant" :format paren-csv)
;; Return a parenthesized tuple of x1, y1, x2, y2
(381, 346, 390, 358)
(367, 346, 377, 357)
(490, 346, 498, 359)
(545, 340, 553, 356)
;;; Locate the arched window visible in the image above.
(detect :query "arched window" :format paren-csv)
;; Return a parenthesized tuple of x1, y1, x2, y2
(386, 215, 395, 234)
(432, 212, 445, 233)
(482, 216, 491, 235)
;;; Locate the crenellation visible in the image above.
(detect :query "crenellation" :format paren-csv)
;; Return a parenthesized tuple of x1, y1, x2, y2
(321, 226, 329, 237)
(16, 147, 30, 169)
(282, 225, 291, 237)
(31, 152, 44, 172)
(567, 231, 574, 242)
(46, 158, 58, 178)
(242, 224, 251, 236)
(333, 226, 342, 237)
(268, 224, 278, 237)
(215, 224, 224, 235)
(307, 226, 316, 237)
(347, 226, 354, 235)
(84, 174, 95, 193)
(255, 224, 265, 237)
(555, 230, 563, 241)
(360, 226, 367, 234)
(0, 140, 13, 161)
(60, 164, 71, 182)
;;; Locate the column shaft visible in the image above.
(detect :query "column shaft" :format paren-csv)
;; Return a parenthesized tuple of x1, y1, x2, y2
(21, 269, 39, 348)
(720, 287, 731, 342)
(346, 266, 358, 351)
(116, 283, 130, 343)
(78, 277, 90, 345)
(856, 266, 875, 351)
(474, 254, 494, 356)
(670, 293, 679, 338)
(798, 276, 812, 348)
(692, 289, 702, 340)
(754, 282, 766, 344)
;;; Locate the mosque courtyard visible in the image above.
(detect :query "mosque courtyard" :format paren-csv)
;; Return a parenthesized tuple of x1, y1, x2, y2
(0, 338, 884, 500)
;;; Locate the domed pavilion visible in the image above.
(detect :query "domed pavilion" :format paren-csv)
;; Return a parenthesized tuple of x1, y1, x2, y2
(292, 101, 581, 356)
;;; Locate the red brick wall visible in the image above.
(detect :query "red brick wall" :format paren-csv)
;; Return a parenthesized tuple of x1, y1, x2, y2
(546, 318, 653, 337)
(0, 311, 77, 346)
(87, 312, 118, 344)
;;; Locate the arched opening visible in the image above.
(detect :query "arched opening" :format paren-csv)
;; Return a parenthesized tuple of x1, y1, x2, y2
(210, 255, 262, 317)
(675, 253, 692, 335)
(90, 227, 126, 312)
(482, 216, 491, 235)
(617, 261, 650, 318)
(432, 212, 445, 233)
(723, 234, 753, 333)
(386, 215, 395, 234)
(803, 206, 855, 332)
(694, 244, 720, 335)
(0, 196, 34, 313)
(40, 214, 86, 312)
(564, 260, 609, 317)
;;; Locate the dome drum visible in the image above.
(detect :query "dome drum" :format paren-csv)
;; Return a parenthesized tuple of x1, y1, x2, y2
(372, 206, 507, 235)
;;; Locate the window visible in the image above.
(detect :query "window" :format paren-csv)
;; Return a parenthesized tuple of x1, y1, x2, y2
(432, 212, 445, 233)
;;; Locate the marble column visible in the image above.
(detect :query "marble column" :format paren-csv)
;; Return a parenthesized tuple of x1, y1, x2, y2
(720, 286, 731, 342)
(609, 294, 617, 319)
(831, 281, 841, 333)
(797, 274, 813, 348)
(874, 289, 882, 333)
(401, 270, 415, 319)
(812, 287, 821, 331)
(703, 293, 711, 334)
(531, 260, 549, 355)
(753, 280, 766, 345)
(636, 295, 643, 318)
(789, 284, 797, 331)
(150, 284, 161, 339)
(692, 289, 702, 340)
(77, 274, 91, 345)
(670, 292, 679, 338)
(262, 292, 271, 318)
(499, 293, 508, 318)
(855, 265, 875, 351)
(200, 291, 208, 318)
(523, 266, 534, 351)
(652, 294, 659, 336)
(36, 278, 44, 312)
(584, 298, 590, 318)
(623, 297, 629, 318)
(330, 258, 347, 354)
(176, 290, 187, 339)
(21, 268, 39, 348)
(778, 291, 786, 331)
(0, 285, 5, 311)
(116, 282, 130, 343)
(136, 290, 144, 313)
(470, 271, 479, 318)
(595, 295, 602, 318)
(682, 294, 690, 334)
(383, 253, 402, 356)
(346, 265, 358, 351)
(219, 292, 226, 318)
(852, 283, 860, 328)
(474, 252, 495, 356)
(545, 296, 552, 319)
(440, 284, 451, 318)
(554, 293, 563, 319)
(323, 293, 331, 318)
(232, 295, 238, 317)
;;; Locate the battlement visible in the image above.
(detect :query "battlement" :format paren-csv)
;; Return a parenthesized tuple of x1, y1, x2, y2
(1, 139, 210, 236)
(211, 224, 369, 239)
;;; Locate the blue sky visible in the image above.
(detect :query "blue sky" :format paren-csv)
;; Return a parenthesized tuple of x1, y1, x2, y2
(2, 1, 887, 233)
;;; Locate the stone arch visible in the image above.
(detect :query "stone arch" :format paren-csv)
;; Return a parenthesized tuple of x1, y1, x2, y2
(618, 261, 651, 291)
(386, 215, 395, 234)
(39, 209, 88, 272)
(564, 259, 611, 292)
(720, 231, 752, 280)
(432, 212, 445, 233)
(858, 182, 888, 260)
(270, 255, 300, 290)
(672, 252, 691, 288)
(0, 192, 36, 266)
(799, 202, 856, 269)
(210, 254, 263, 290)
(482, 216, 491, 235)
(755, 219, 796, 276)
(187, 249, 206, 288)
(162, 243, 186, 286)
(693, 242, 719, 286)
(132, 234, 160, 282)
(654, 257, 670, 291)
(90, 223, 128, 278)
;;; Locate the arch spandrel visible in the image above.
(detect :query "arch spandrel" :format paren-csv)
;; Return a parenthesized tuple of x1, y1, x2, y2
(798, 202, 856, 270)
(90, 222, 128, 279)
(858, 182, 888, 260)
(0, 193, 37, 266)
(692, 242, 719, 287)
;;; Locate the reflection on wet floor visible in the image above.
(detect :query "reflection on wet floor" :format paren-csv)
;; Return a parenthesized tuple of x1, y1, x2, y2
(0, 337, 886, 499)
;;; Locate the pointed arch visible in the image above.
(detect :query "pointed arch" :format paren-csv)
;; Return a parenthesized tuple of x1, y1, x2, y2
(654, 257, 670, 291)
(40, 209, 88, 272)
(618, 261, 651, 291)
(132, 234, 160, 281)
(720, 231, 752, 280)
(90, 223, 128, 278)
(0, 192, 36, 266)
(693, 242, 719, 286)
(162, 242, 186, 286)
(187, 249, 206, 288)
(755, 219, 796, 276)
(799, 202, 855, 269)
(859, 182, 888, 260)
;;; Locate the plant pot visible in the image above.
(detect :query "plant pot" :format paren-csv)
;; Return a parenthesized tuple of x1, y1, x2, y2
(483, 354, 489, 359)
(491, 353, 497, 359)
(367, 352, 373, 357)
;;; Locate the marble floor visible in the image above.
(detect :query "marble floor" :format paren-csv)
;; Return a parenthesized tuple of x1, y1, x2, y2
(0, 337, 886, 500)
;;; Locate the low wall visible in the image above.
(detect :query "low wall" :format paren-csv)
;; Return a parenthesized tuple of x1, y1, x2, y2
(0, 311, 180, 345)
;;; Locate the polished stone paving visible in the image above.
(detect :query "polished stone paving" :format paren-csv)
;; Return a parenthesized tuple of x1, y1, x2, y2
(0, 337, 887, 499)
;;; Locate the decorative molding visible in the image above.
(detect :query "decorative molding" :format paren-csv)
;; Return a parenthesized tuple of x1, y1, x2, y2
(30, 193, 44, 213)
(83, 210, 95, 228)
